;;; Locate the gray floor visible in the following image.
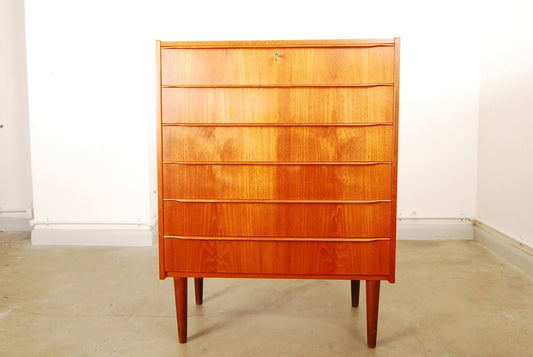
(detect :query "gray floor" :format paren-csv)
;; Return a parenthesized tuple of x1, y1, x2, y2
(1, 232, 532, 356)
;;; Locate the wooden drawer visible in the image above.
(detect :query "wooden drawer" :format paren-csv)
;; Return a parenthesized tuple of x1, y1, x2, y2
(163, 163, 392, 200)
(164, 238, 391, 276)
(163, 201, 391, 238)
(162, 125, 393, 162)
(161, 86, 394, 124)
(161, 47, 394, 85)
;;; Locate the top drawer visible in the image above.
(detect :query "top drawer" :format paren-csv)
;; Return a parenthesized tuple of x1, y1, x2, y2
(161, 47, 394, 86)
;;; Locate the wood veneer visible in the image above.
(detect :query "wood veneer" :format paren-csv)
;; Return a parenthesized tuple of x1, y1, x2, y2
(162, 163, 393, 200)
(161, 86, 394, 124)
(161, 47, 394, 85)
(162, 125, 393, 162)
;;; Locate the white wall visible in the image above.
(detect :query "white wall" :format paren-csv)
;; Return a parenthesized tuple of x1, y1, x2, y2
(477, 1, 533, 248)
(25, 1, 158, 244)
(24, 0, 483, 244)
(0, 0, 33, 231)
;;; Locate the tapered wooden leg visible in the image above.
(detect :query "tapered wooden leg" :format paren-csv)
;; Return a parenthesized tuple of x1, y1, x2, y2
(350, 280, 360, 307)
(365, 280, 381, 348)
(194, 278, 204, 305)
(173, 277, 187, 343)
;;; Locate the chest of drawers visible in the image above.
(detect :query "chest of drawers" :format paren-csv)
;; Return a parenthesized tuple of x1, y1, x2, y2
(156, 38, 400, 347)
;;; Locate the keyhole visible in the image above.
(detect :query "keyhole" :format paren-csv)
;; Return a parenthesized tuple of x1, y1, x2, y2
(274, 52, 279, 61)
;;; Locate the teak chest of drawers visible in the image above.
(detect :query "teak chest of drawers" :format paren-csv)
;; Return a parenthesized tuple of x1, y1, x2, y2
(156, 38, 400, 348)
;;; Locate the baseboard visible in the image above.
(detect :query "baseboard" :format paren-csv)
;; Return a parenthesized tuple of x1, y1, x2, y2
(31, 224, 158, 246)
(397, 219, 474, 240)
(24, 216, 532, 277)
(29, 218, 473, 245)
(474, 221, 533, 277)
(0, 217, 32, 232)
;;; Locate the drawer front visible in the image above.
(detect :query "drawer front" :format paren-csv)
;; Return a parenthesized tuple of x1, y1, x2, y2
(163, 163, 392, 200)
(164, 238, 391, 276)
(163, 201, 391, 238)
(161, 47, 394, 85)
(162, 126, 393, 162)
(162, 87, 394, 124)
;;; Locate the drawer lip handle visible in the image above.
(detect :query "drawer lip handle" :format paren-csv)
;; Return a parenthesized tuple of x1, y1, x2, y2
(163, 161, 392, 166)
(162, 123, 393, 127)
(164, 235, 391, 242)
(161, 83, 394, 88)
(163, 199, 391, 204)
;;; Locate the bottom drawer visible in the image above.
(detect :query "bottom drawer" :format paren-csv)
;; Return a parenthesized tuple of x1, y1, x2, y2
(164, 238, 391, 277)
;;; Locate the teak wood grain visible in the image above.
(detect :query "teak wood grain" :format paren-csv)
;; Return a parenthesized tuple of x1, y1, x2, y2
(162, 163, 392, 200)
(163, 201, 392, 238)
(161, 47, 394, 85)
(162, 125, 393, 162)
(161, 86, 394, 124)
(157, 38, 400, 348)
(164, 238, 391, 276)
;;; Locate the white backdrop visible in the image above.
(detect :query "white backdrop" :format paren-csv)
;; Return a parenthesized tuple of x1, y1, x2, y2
(23, 0, 486, 244)
(477, 1, 533, 248)
(0, 0, 32, 230)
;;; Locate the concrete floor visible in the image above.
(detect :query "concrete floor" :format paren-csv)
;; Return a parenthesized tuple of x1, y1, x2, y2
(1, 232, 532, 356)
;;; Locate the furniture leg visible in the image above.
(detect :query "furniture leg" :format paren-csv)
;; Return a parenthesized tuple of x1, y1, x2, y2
(350, 280, 360, 307)
(365, 280, 381, 348)
(173, 277, 188, 343)
(194, 278, 204, 305)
